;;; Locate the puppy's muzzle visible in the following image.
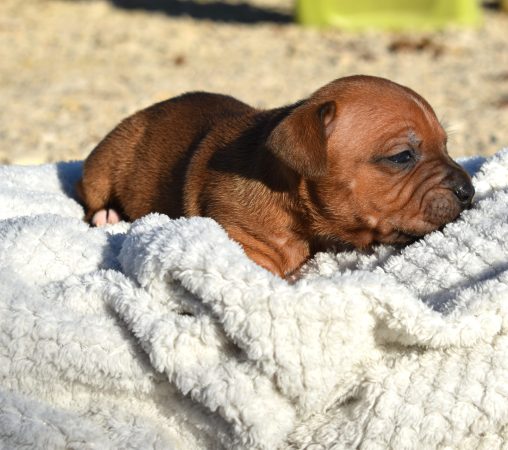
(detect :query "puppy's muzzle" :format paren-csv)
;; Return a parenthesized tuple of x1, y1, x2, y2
(424, 166, 474, 229)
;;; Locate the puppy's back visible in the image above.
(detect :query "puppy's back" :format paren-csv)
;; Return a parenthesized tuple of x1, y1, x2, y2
(78, 92, 254, 220)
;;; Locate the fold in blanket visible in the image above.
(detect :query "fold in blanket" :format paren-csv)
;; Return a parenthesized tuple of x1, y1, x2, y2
(1, 150, 508, 449)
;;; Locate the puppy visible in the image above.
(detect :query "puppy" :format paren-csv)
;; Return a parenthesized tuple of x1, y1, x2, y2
(76, 75, 474, 278)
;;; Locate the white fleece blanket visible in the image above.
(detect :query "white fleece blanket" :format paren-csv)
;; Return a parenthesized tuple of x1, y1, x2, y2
(1, 150, 508, 449)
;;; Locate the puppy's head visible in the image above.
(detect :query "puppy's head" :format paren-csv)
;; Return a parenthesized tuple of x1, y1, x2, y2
(268, 75, 474, 247)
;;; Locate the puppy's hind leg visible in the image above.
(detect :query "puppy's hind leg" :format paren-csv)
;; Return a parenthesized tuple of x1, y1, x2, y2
(76, 162, 119, 226)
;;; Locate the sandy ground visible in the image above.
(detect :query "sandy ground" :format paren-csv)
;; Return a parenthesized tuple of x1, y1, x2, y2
(1, 0, 508, 164)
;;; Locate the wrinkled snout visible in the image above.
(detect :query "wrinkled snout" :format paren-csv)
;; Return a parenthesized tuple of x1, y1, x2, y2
(423, 164, 475, 229)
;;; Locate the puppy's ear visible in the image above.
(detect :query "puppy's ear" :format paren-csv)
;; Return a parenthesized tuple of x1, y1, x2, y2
(267, 101, 336, 179)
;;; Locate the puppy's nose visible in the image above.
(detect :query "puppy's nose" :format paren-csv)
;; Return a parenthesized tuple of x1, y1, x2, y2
(453, 178, 475, 206)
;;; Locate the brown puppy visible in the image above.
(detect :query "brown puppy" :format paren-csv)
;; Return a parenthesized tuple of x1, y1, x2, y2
(76, 75, 474, 277)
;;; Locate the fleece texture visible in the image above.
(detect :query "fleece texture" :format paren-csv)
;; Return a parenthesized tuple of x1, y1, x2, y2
(0, 150, 507, 449)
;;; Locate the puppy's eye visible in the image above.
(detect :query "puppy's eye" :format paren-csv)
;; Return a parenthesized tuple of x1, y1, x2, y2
(386, 150, 413, 164)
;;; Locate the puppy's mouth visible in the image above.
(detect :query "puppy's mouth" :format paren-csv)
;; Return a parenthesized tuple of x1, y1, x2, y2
(385, 214, 460, 245)
(378, 220, 438, 245)
(371, 186, 476, 247)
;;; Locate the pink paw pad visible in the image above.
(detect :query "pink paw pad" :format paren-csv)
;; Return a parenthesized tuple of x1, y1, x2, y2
(91, 209, 120, 227)
(106, 209, 120, 224)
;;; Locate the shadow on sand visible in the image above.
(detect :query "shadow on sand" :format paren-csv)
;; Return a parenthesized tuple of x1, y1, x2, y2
(109, 0, 293, 24)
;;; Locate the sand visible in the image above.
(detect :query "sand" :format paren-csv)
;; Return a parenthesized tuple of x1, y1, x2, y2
(1, 0, 507, 164)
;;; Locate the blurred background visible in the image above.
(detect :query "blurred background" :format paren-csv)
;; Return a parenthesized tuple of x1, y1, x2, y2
(0, 0, 507, 164)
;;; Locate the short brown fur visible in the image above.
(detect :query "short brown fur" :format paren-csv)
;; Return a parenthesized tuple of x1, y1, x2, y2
(77, 75, 474, 277)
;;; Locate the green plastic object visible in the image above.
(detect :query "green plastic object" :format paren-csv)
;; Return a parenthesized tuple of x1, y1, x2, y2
(296, 0, 481, 30)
